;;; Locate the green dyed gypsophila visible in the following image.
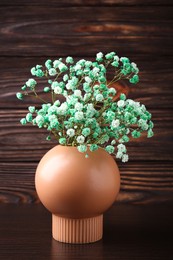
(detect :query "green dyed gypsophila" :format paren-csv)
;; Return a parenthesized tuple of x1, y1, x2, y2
(16, 51, 154, 162)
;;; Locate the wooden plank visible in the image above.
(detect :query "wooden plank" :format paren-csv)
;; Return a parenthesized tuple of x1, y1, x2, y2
(0, 161, 173, 204)
(0, 109, 172, 162)
(0, 0, 173, 6)
(0, 163, 38, 203)
(0, 36, 172, 57)
(0, 7, 172, 57)
(0, 6, 173, 22)
(0, 56, 172, 109)
(1, 21, 172, 40)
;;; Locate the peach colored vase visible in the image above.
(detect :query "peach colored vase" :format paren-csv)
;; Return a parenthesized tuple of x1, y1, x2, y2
(35, 145, 120, 244)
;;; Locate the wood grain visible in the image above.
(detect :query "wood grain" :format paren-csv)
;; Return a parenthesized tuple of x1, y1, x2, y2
(0, 1, 173, 204)
(0, 0, 173, 6)
(0, 36, 172, 57)
(1, 6, 173, 22)
(0, 6, 173, 57)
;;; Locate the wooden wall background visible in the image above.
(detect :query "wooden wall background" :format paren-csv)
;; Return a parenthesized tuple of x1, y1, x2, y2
(0, 0, 173, 204)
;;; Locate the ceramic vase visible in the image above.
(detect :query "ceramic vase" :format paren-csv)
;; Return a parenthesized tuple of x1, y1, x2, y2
(35, 145, 120, 244)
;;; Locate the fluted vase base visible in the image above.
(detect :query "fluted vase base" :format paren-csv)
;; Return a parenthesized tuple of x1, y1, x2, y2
(52, 214, 103, 244)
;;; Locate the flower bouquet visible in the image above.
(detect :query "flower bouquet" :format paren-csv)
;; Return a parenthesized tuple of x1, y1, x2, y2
(16, 51, 154, 162)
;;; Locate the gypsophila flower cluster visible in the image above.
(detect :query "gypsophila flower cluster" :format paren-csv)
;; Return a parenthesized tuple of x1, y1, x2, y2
(16, 51, 154, 162)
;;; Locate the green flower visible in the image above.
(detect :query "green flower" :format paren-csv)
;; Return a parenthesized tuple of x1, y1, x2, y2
(117, 100, 125, 107)
(44, 87, 50, 93)
(131, 62, 139, 73)
(76, 135, 85, 144)
(63, 74, 69, 81)
(51, 81, 59, 89)
(46, 136, 51, 141)
(50, 118, 59, 129)
(122, 135, 129, 142)
(108, 88, 116, 96)
(93, 132, 99, 139)
(130, 117, 137, 124)
(74, 90, 82, 98)
(59, 137, 66, 144)
(116, 151, 123, 159)
(121, 63, 132, 75)
(111, 61, 119, 67)
(35, 115, 45, 128)
(96, 94, 104, 102)
(16, 92, 23, 100)
(132, 130, 141, 138)
(54, 86, 62, 94)
(54, 100, 60, 106)
(96, 52, 103, 62)
(99, 76, 106, 83)
(147, 129, 154, 138)
(53, 60, 61, 68)
(49, 68, 57, 76)
(26, 113, 32, 122)
(83, 83, 91, 93)
(21, 85, 27, 91)
(35, 69, 44, 77)
(93, 67, 100, 75)
(75, 103, 83, 111)
(66, 77, 78, 89)
(77, 144, 87, 153)
(117, 144, 126, 153)
(31, 67, 36, 76)
(20, 118, 27, 125)
(85, 61, 92, 67)
(111, 140, 116, 145)
(75, 111, 84, 121)
(130, 74, 139, 84)
(26, 78, 37, 88)
(45, 59, 52, 69)
(78, 59, 85, 66)
(66, 56, 74, 64)
(58, 63, 68, 72)
(66, 128, 75, 137)
(149, 121, 154, 129)
(122, 154, 129, 163)
(105, 145, 115, 154)
(82, 127, 91, 137)
(99, 134, 109, 144)
(120, 93, 126, 100)
(48, 79, 52, 84)
(105, 52, 115, 60)
(89, 144, 98, 151)
(111, 119, 120, 129)
(28, 106, 35, 113)
(120, 57, 129, 63)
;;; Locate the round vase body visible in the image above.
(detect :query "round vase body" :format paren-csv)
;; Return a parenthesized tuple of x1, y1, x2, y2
(35, 145, 120, 243)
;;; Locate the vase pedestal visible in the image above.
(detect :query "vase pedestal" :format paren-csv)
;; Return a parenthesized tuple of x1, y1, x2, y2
(52, 214, 103, 244)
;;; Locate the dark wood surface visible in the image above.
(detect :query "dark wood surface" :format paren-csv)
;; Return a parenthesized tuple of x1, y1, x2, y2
(0, 0, 173, 205)
(0, 203, 173, 260)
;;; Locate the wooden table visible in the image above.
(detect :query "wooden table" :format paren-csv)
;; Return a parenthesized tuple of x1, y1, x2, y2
(0, 203, 173, 260)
